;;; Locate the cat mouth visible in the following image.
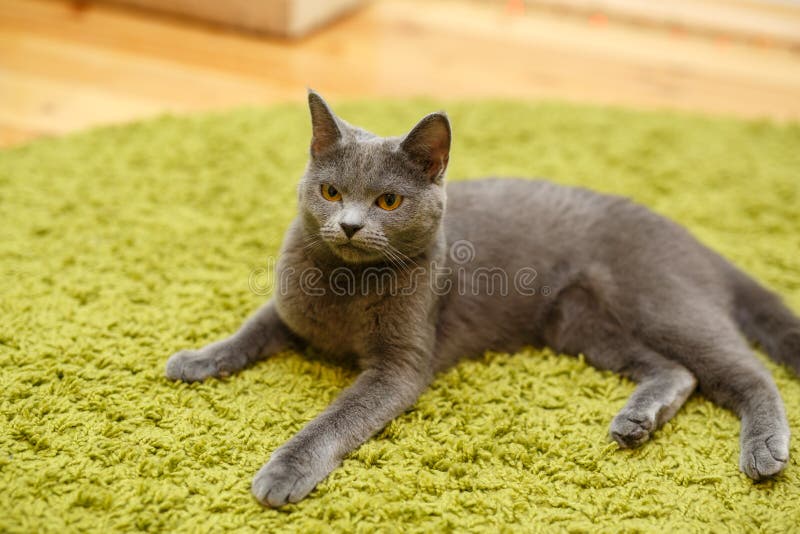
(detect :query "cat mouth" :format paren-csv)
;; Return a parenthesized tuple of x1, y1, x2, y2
(337, 242, 374, 254)
(330, 237, 369, 249)
(332, 241, 382, 262)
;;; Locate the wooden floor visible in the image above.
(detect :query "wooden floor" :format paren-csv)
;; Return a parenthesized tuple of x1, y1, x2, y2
(2, 0, 800, 147)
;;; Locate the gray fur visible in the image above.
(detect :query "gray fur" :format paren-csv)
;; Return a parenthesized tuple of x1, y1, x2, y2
(166, 91, 799, 507)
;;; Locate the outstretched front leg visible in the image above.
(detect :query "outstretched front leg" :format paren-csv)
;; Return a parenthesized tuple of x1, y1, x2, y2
(166, 300, 297, 382)
(251, 349, 433, 507)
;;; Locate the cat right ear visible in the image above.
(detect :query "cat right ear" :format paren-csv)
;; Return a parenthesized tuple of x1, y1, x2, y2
(308, 90, 342, 158)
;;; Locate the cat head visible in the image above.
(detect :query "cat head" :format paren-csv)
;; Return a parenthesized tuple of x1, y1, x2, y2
(298, 90, 450, 265)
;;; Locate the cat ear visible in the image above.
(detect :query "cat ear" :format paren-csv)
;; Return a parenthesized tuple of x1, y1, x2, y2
(308, 89, 342, 157)
(400, 112, 451, 181)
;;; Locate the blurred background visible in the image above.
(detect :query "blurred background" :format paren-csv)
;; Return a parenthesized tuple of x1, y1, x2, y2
(2, 0, 800, 148)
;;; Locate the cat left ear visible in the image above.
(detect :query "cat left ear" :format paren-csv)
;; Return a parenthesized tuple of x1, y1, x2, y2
(308, 89, 342, 158)
(400, 112, 451, 182)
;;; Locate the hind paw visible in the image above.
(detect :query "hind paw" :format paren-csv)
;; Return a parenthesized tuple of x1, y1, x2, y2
(740, 432, 789, 480)
(610, 409, 654, 448)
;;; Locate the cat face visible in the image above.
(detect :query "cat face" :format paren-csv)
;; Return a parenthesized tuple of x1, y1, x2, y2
(298, 91, 450, 265)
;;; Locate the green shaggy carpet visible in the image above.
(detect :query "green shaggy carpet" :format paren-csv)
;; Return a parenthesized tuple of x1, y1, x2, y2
(2, 100, 800, 533)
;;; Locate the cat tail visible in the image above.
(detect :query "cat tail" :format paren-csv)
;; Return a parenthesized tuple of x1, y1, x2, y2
(729, 265, 800, 375)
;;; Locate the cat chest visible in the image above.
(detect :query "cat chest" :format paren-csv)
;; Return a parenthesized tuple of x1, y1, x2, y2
(274, 272, 381, 357)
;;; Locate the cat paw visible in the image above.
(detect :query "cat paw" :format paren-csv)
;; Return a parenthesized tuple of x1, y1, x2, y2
(740, 432, 789, 480)
(251, 456, 320, 508)
(165, 345, 243, 382)
(609, 409, 654, 448)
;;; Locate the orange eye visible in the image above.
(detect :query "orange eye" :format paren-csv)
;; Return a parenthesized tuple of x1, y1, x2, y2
(321, 184, 342, 202)
(377, 193, 402, 211)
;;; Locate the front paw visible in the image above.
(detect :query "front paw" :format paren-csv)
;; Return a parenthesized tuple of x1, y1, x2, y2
(165, 345, 244, 382)
(740, 432, 789, 480)
(251, 455, 321, 508)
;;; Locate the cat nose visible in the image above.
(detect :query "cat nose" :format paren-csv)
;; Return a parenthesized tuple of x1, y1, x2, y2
(340, 222, 364, 239)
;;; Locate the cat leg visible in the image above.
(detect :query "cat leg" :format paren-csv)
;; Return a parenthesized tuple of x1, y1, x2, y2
(607, 356, 696, 448)
(544, 284, 697, 448)
(166, 300, 297, 382)
(646, 310, 791, 480)
(251, 357, 432, 507)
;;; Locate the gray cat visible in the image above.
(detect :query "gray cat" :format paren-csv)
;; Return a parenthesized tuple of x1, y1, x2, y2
(166, 91, 800, 507)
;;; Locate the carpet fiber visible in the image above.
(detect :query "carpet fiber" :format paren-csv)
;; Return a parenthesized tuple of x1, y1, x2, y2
(2, 100, 799, 532)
